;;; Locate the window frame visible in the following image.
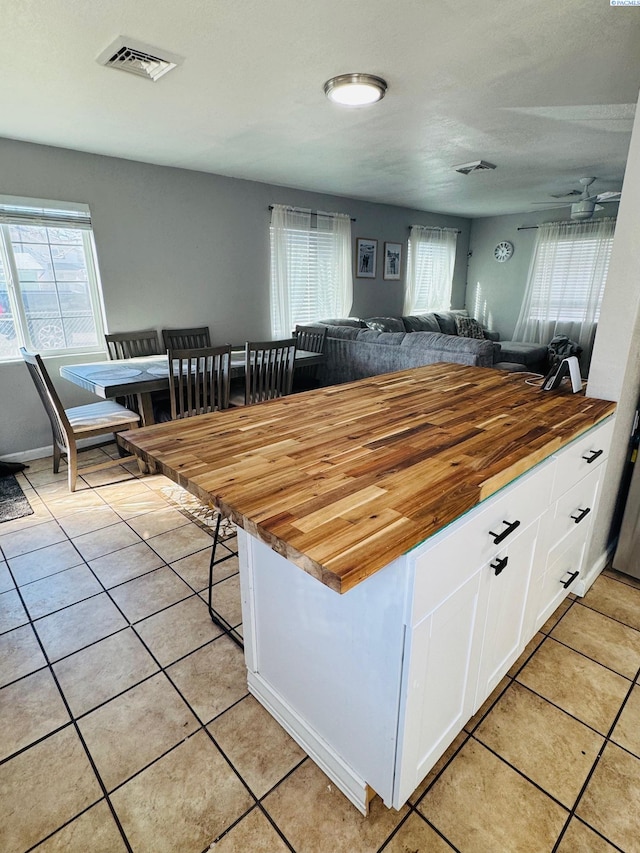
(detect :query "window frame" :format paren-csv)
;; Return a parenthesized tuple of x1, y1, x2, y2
(0, 199, 107, 362)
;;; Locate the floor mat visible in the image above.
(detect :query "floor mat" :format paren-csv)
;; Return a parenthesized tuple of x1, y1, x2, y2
(0, 474, 34, 523)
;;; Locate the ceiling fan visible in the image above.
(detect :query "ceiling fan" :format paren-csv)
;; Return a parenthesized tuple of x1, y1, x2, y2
(532, 177, 621, 221)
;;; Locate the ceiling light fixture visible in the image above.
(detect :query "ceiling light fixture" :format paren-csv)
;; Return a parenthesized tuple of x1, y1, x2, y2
(323, 73, 387, 107)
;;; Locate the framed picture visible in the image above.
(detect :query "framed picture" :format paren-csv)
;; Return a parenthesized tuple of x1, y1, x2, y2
(356, 238, 377, 279)
(383, 242, 402, 280)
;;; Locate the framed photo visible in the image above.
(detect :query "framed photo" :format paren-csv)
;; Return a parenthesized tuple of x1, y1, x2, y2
(383, 242, 402, 280)
(356, 238, 377, 279)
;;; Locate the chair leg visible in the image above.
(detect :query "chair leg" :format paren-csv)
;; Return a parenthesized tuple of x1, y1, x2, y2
(67, 445, 78, 492)
(52, 435, 61, 474)
(207, 514, 244, 650)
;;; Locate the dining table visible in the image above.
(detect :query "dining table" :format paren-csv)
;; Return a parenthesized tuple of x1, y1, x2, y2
(60, 348, 324, 425)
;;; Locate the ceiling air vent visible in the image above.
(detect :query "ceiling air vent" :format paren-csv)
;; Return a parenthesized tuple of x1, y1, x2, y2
(453, 160, 497, 175)
(97, 37, 183, 82)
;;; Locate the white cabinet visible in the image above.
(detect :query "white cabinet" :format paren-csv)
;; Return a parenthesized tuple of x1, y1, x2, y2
(527, 418, 612, 633)
(241, 416, 616, 816)
(473, 520, 541, 706)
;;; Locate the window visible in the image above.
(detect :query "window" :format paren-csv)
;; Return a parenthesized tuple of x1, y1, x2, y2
(513, 218, 615, 355)
(0, 197, 105, 361)
(270, 205, 352, 338)
(403, 225, 458, 314)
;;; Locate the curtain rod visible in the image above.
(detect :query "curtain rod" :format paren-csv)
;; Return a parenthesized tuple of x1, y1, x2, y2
(518, 216, 617, 231)
(409, 225, 461, 234)
(268, 205, 356, 222)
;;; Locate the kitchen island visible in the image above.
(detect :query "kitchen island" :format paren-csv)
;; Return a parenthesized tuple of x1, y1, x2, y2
(120, 364, 615, 813)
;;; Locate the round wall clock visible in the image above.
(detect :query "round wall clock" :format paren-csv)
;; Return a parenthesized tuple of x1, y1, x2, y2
(494, 241, 514, 262)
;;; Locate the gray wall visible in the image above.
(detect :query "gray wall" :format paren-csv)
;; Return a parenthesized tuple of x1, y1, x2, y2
(466, 207, 618, 340)
(0, 136, 470, 456)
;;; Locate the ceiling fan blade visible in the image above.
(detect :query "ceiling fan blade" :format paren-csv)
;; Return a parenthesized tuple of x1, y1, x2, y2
(595, 191, 621, 202)
(530, 201, 573, 206)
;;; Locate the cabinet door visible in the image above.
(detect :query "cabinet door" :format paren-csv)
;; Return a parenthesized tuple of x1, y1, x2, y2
(393, 568, 482, 808)
(473, 521, 539, 708)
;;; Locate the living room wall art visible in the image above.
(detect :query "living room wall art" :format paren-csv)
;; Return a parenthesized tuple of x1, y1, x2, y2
(356, 238, 377, 278)
(383, 242, 402, 280)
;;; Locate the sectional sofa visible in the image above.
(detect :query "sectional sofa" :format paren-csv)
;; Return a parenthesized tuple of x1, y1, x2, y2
(313, 311, 548, 387)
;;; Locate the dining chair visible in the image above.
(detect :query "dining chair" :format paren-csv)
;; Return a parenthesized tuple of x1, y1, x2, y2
(165, 343, 240, 648)
(20, 349, 141, 492)
(293, 324, 327, 390)
(168, 345, 232, 419)
(162, 326, 211, 351)
(230, 338, 297, 406)
(105, 330, 161, 360)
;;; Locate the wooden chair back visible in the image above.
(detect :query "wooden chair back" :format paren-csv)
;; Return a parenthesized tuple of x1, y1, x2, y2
(162, 327, 211, 351)
(294, 324, 327, 353)
(105, 330, 161, 359)
(168, 345, 232, 419)
(21, 348, 73, 454)
(20, 348, 140, 491)
(244, 339, 297, 405)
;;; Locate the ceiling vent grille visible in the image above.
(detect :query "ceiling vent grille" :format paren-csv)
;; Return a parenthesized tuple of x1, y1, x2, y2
(453, 160, 497, 175)
(97, 37, 183, 82)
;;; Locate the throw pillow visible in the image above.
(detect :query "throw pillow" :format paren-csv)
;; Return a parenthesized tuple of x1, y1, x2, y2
(364, 317, 405, 333)
(402, 314, 441, 333)
(455, 316, 485, 339)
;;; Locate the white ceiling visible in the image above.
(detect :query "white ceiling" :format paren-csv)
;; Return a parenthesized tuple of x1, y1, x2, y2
(3, 0, 640, 217)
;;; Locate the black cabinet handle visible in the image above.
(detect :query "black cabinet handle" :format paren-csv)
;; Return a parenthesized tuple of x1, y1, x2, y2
(582, 449, 603, 464)
(489, 519, 521, 545)
(490, 556, 509, 576)
(561, 570, 580, 589)
(571, 507, 591, 524)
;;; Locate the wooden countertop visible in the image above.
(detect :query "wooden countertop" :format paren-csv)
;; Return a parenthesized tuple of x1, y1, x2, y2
(119, 364, 615, 593)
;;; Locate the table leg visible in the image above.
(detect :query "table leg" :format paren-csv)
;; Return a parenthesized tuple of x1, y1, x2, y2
(136, 392, 155, 426)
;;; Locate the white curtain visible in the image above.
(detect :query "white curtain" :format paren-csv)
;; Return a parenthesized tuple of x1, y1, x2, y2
(270, 204, 353, 338)
(403, 225, 458, 314)
(513, 219, 615, 361)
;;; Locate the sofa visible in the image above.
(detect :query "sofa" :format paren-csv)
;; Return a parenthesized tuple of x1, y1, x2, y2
(313, 311, 548, 387)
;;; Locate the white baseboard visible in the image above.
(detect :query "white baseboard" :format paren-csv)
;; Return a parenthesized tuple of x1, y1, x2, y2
(574, 543, 616, 596)
(2, 435, 119, 464)
(247, 671, 372, 815)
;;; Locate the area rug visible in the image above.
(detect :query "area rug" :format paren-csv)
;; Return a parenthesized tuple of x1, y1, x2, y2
(160, 483, 236, 541)
(0, 474, 34, 523)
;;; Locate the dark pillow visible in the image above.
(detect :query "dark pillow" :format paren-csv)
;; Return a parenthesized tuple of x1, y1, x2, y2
(455, 316, 485, 339)
(402, 314, 441, 333)
(433, 312, 459, 336)
(364, 317, 405, 333)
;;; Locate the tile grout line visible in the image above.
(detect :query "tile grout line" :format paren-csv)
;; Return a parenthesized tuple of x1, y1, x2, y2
(3, 558, 135, 853)
(549, 664, 640, 853)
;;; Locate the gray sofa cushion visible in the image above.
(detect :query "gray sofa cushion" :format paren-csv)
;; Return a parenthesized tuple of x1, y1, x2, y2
(364, 317, 405, 333)
(356, 329, 406, 345)
(498, 340, 548, 367)
(401, 314, 442, 333)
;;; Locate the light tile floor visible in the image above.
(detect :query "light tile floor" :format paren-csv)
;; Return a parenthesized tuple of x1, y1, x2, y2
(1, 448, 640, 852)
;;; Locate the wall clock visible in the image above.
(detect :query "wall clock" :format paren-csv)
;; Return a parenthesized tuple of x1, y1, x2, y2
(494, 240, 514, 262)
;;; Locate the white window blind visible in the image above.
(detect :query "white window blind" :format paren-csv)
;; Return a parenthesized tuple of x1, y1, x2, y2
(0, 197, 105, 361)
(403, 226, 458, 314)
(527, 228, 614, 322)
(513, 218, 616, 360)
(270, 205, 353, 338)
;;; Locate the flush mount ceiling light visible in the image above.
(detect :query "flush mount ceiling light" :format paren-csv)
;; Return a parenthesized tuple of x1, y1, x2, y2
(323, 73, 387, 106)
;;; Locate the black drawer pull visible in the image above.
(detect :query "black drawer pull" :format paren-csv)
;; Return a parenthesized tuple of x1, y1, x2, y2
(561, 570, 580, 589)
(571, 507, 591, 524)
(582, 449, 603, 464)
(490, 556, 508, 576)
(489, 519, 521, 545)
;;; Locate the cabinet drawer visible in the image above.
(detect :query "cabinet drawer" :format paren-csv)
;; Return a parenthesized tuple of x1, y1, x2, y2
(534, 528, 585, 631)
(551, 417, 614, 502)
(548, 465, 601, 554)
(411, 460, 554, 624)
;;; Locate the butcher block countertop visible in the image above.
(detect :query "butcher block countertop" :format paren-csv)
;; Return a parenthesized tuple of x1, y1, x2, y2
(119, 364, 615, 593)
